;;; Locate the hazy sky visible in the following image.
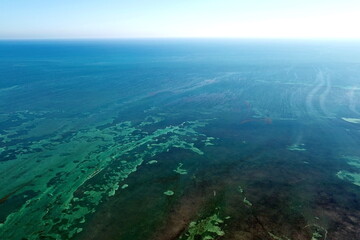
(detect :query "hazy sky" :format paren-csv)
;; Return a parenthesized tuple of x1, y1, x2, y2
(1, 0, 360, 39)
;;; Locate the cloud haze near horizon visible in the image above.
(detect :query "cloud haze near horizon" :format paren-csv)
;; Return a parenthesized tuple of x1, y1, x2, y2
(1, 0, 360, 39)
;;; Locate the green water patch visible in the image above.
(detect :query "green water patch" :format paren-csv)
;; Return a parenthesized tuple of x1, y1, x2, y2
(243, 197, 253, 207)
(336, 156, 360, 187)
(336, 171, 360, 186)
(139, 115, 164, 127)
(174, 163, 188, 175)
(203, 137, 215, 146)
(0, 115, 215, 240)
(164, 190, 175, 196)
(287, 143, 306, 151)
(147, 160, 158, 165)
(237, 186, 244, 193)
(341, 118, 360, 124)
(237, 185, 253, 208)
(178, 213, 226, 240)
(304, 224, 328, 240)
(268, 232, 291, 240)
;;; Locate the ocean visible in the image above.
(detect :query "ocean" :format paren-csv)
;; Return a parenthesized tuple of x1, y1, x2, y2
(1, 39, 360, 240)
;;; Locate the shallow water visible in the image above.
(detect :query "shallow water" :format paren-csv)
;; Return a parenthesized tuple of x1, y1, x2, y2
(1, 40, 360, 240)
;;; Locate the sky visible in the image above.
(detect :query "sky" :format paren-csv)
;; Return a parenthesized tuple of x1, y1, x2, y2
(1, 0, 360, 39)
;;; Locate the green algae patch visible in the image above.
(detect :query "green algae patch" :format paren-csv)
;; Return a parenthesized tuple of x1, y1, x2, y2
(305, 224, 327, 240)
(147, 160, 158, 165)
(121, 184, 129, 189)
(287, 143, 306, 151)
(342, 156, 360, 168)
(311, 231, 323, 240)
(268, 232, 291, 240)
(179, 213, 225, 240)
(174, 163, 188, 175)
(203, 137, 215, 146)
(108, 183, 120, 196)
(337, 156, 360, 187)
(243, 197, 252, 207)
(0, 114, 215, 240)
(237, 185, 252, 207)
(139, 115, 164, 127)
(336, 171, 360, 186)
(164, 190, 174, 196)
(341, 117, 360, 124)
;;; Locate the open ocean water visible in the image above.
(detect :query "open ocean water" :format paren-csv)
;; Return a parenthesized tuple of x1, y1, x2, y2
(1, 39, 360, 240)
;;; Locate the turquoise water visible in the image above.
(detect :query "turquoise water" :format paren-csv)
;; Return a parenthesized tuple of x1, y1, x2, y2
(1, 40, 360, 240)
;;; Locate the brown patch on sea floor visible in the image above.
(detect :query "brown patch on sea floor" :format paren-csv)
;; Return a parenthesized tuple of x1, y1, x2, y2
(151, 186, 211, 240)
(76, 134, 360, 240)
(152, 169, 314, 240)
(313, 190, 360, 240)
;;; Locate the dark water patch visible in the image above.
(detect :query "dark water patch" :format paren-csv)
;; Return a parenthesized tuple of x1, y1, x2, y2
(0, 189, 39, 223)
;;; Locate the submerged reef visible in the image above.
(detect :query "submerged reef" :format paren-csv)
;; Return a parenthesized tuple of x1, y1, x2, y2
(268, 232, 291, 240)
(305, 224, 328, 240)
(237, 185, 252, 207)
(341, 118, 360, 124)
(179, 213, 225, 240)
(336, 156, 360, 187)
(147, 160, 158, 165)
(243, 197, 253, 207)
(336, 171, 360, 187)
(0, 111, 214, 240)
(174, 163, 188, 175)
(287, 143, 306, 151)
(164, 190, 175, 196)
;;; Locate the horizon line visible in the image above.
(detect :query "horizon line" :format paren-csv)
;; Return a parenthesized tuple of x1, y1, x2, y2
(1, 36, 360, 41)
